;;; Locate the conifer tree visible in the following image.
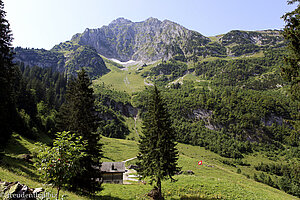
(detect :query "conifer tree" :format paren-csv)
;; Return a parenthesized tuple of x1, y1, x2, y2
(57, 69, 102, 193)
(282, 0, 300, 146)
(0, 0, 16, 146)
(282, 0, 300, 100)
(137, 85, 180, 199)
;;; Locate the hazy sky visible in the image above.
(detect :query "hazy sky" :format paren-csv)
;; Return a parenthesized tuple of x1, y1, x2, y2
(3, 0, 297, 50)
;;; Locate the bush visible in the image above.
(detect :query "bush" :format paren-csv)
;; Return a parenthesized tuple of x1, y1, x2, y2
(35, 131, 87, 199)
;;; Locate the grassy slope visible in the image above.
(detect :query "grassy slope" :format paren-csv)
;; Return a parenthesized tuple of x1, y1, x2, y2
(1, 134, 298, 199)
(93, 58, 147, 94)
(94, 52, 267, 95)
(101, 140, 299, 200)
(93, 57, 159, 94)
(0, 133, 89, 200)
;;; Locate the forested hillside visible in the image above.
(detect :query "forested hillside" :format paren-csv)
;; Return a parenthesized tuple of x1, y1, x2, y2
(13, 45, 109, 79)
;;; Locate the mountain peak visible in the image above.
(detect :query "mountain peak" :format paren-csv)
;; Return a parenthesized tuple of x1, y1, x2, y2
(109, 17, 132, 26)
(71, 17, 210, 62)
(143, 17, 162, 27)
(145, 17, 160, 22)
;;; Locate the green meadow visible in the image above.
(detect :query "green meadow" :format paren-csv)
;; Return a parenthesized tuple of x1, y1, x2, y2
(93, 57, 149, 94)
(1, 133, 298, 199)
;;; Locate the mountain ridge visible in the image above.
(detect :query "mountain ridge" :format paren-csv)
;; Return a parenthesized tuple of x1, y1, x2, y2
(75, 17, 210, 62)
(13, 17, 285, 79)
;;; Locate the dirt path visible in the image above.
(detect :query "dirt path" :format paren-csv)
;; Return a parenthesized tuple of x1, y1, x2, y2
(122, 157, 139, 184)
(124, 75, 130, 85)
(122, 157, 137, 163)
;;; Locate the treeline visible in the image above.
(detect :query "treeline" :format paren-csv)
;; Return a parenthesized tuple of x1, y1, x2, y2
(19, 64, 67, 108)
(94, 84, 132, 139)
(230, 44, 261, 56)
(1, 62, 131, 142)
(220, 30, 283, 46)
(145, 48, 287, 91)
(134, 82, 299, 159)
(13, 47, 65, 69)
(204, 42, 227, 57)
(195, 49, 286, 89)
(17, 65, 131, 139)
(142, 59, 188, 85)
(14, 64, 67, 138)
(254, 162, 300, 197)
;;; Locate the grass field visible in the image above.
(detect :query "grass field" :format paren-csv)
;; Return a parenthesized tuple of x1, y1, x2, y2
(1, 133, 299, 200)
(100, 141, 299, 200)
(93, 58, 154, 94)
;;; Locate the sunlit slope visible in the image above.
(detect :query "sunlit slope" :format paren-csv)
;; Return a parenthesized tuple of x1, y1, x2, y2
(1, 133, 298, 199)
(101, 137, 298, 200)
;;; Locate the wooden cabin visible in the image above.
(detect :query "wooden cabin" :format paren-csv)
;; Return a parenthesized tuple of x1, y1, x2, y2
(100, 162, 125, 184)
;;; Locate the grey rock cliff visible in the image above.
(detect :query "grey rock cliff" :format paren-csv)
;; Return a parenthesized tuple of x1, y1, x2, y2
(75, 17, 210, 62)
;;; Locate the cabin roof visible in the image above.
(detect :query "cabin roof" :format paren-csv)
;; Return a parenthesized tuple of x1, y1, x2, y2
(100, 162, 125, 173)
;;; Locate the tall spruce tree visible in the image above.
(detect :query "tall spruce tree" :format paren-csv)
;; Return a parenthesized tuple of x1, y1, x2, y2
(0, 0, 16, 146)
(57, 69, 102, 193)
(137, 85, 180, 199)
(282, 0, 300, 100)
(282, 0, 300, 146)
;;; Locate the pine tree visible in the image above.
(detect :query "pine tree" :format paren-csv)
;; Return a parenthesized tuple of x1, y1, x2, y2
(137, 85, 180, 199)
(0, 0, 16, 146)
(0, 0, 12, 66)
(282, 0, 300, 100)
(57, 69, 102, 193)
(282, 0, 300, 147)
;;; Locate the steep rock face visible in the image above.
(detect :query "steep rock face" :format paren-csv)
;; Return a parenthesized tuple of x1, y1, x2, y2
(75, 17, 210, 62)
(101, 96, 138, 117)
(189, 108, 221, 130)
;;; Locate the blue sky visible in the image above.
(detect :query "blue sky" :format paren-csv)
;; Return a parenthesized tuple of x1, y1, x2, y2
(3, 0, 297, 50)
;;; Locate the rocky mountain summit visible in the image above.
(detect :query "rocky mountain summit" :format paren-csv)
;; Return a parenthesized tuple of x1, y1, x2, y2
(72, 17, 285, 62)
(74, 17, 210, 62)
(13, 17, 285, 78)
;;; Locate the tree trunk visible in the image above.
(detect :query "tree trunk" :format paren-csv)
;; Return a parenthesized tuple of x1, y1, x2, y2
(157, 177, 162, 200)
(57, 186, 61, 200)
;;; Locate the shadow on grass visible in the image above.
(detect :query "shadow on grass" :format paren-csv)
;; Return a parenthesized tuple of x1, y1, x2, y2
(0, 154, 39, 180)
(171, 196, 223, 200)
(101, 155, 114, 161)
(3, 134, 31, 155)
